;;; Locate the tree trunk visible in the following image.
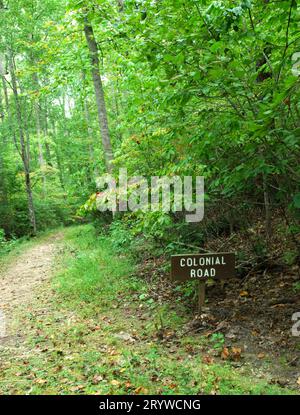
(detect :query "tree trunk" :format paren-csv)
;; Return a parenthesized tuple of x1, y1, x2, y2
(43, 97, 53, 166)
(8, 52, 37, 234)
(0, 79, 8, 209)
(81, 71, 99, 178)
(36, 101, 47, 197)
(83, 98, 99, 178)
(51, 120, 65, 191)
(32, 73, 47, 197)
(84, 20, 114, 174)
(263, 174, 272, 239)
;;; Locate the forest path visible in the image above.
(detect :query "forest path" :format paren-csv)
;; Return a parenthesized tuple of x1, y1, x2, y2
(0, 232, 63, 343)
(0, 226, 298, 394)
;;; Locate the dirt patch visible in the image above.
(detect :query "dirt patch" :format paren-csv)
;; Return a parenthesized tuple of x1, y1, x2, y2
(0, 232, 63, 343)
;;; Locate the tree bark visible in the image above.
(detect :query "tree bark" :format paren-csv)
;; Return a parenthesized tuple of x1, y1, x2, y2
(51, 120, 65, 191)
(36, 100, 47, 196)
(0, 78, 8, 210)
(84, 19, 114, 174)
(43, 97, 52, 166)
(32, 72, 47, 197)
(263, 174, 272, 239)
(8, 52, 37, 234)
(81, 71, 99, 178)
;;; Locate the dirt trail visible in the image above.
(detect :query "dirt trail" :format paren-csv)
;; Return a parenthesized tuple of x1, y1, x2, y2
(0, 232, 63, 341)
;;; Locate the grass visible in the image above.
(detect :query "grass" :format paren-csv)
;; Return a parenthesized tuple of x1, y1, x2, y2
(0, 224, 298, 395)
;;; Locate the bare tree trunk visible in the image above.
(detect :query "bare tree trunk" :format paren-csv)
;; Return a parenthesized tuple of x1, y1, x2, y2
(81, 71, 99, 178)
(1, 66, 21, 160)
(1, 75, 9, 118)
(0, 75, 3, 121)
(36, 102, 47, 196)
(111, 79, 123, 143)
(256, 47, 273, 240)
(263, 174, 272, 239)
(43, 97, 52, 165)
(83, 98, 99, 178)
(0, 79, 8, 209)
(1, 72, 11, 141)
(32, 73, 47, 197)
(8, 52, 37, 234)
(51, 120, 65, 191)
(84, 19, 114, 174)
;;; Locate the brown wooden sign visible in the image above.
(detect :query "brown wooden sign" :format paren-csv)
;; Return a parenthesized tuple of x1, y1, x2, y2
(171, 252, 235, 282)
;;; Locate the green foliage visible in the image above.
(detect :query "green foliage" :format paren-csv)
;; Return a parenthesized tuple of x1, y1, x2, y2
(283, 249, 298, 266)
(0, 228, 26, 257)
(55, 224, 138, 305)
(210, 332, 226, 351)
(293, 281, 300, 293)
(86, 0, 300, 250)
(109, 220, 134, 253)
(0, 228, 5, 244)
(0, 0, 299, 256)
(1, 0, 299, 396)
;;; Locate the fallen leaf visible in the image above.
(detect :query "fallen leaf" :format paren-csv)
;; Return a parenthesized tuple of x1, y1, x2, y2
(239, 291, 249, 297)
(108, 349, 119, 356)
(92, 375, 104, 384)
(231, 347, 242, 361)
(202, 355, 214, 365)
(110, 379, 121, 387)
(92, 325, 101, 331)
(70, 385, 85, 392)
(134, 386, 148, 394)
(114, 332, 135, 343)
(221, 347, 230, 360)
(35, 379, 47, 385)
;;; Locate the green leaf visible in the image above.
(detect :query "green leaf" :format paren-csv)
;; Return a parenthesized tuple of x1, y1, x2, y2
(293, 193, 300, 209)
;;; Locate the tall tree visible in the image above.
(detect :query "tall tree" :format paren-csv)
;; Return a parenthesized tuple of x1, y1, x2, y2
(84, 17, 114, 174)
(8, 52, 37, 234)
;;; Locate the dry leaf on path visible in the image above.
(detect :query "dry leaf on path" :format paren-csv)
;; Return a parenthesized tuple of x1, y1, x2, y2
(221, 347, 230, 360)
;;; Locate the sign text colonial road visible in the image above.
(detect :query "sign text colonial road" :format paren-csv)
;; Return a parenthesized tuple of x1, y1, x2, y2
(171, 252, 235, 282)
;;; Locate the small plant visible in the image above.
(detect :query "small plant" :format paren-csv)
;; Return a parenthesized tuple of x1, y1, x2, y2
(109, 221, 134, 253)
(0, 229, 6, 245)
(252, 237, 268, 259)
(0, 229, 18, 256)
(293, 281, 300, 293)
(283, 250, 298, 266)
(210, 332, 225, 351)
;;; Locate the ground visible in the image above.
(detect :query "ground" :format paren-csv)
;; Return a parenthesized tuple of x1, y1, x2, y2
(0, 225, 299, 395)
(0, 232, 63, 333)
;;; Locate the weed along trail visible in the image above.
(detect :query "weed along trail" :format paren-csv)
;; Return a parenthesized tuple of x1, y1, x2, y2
(0, 232, 63, 346)
(0, 225, 298, 395)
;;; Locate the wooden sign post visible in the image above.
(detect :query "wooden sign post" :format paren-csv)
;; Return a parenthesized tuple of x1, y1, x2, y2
(198, 280, 206, 314)
(171, 253, 235, 313)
